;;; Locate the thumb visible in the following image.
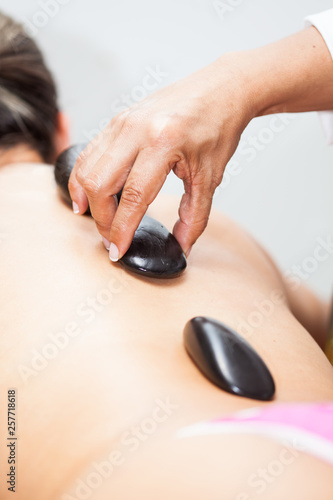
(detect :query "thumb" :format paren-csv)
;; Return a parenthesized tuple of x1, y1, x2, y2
(173, 184, 212, 256)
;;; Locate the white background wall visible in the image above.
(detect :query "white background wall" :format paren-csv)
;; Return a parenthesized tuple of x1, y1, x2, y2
(1, 0, 333, 298)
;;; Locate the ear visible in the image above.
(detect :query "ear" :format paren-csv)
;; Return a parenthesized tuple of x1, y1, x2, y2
(53, 111, 71, 157)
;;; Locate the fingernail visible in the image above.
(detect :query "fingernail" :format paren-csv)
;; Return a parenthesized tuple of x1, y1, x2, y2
(109, 243, 119, 262)
(102, 237, 110, 251)
(72, 201, 80, 214)
(185, 246, 192, 258)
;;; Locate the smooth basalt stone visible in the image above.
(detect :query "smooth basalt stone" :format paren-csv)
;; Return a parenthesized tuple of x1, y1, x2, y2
(54, 144, 187, 278)
(120, 215, 187, 278)
(54, 143, 88, 209)
(54, 143, 122, 213)
(184, 317, 275, 401)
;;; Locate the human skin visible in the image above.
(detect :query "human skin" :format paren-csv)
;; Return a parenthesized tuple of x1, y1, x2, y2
(68, 26, 333, 261)
(0, 160, 333, 499)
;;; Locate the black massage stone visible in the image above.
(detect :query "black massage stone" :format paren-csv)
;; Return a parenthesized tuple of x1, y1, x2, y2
(54, 144, 187, 279)
(55, 143, 90, 211)
(121, 215, 187, 278)
(55, 143, 122, 213)
(184, 317, 275, 401)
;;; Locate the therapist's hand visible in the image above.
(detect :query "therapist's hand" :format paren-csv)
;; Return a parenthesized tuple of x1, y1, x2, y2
(68, 53, 254, 260)
(69, 26, 333, 261)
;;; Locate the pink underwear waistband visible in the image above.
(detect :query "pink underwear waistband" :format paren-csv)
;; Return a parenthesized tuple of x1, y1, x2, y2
(178, 403, 333, 466)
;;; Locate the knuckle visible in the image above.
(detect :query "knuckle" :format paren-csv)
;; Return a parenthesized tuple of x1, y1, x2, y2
(111, 218, 128, 236)
(121, 184, 145, 208)
(94, 220, 110, 234)
(197, 215, 209, 230)
(149, 116, 177, 144)
(74, 167, 86, 186)
(109, 115, 119, 127)
(121, 115, 140, 135)
(187, 207, 209, 230)
(68, 177, 76, 193)
(188, 215, 209, 233)
(76, 150, 87, 167)
(91, 208, 112, 232)
(82, 174, 102, 196)
(115, 109, 130, 124)
(179, 207, 209, 232)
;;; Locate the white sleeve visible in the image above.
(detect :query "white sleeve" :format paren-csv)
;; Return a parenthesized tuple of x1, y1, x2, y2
(305, 9, 333, 145)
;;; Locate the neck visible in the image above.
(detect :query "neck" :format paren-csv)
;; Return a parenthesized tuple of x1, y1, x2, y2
(0, 145, 43, 167)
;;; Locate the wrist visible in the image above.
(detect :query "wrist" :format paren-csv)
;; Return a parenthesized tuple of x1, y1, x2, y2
(217, 27, 333, 121)
(215, 48, 286, 121)
(212, 51, 260, 129)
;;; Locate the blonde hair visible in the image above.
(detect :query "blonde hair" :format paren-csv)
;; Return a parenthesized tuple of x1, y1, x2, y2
(0, 11, 58, 162)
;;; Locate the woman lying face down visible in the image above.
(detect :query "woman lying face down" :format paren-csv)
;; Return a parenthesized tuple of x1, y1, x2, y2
(0, 11, 333, 500)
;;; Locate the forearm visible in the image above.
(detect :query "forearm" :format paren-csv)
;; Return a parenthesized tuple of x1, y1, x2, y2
(218, 26, 333, 120)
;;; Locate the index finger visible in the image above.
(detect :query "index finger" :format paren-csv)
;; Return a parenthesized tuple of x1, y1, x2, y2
(108, 148, 172, 261)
